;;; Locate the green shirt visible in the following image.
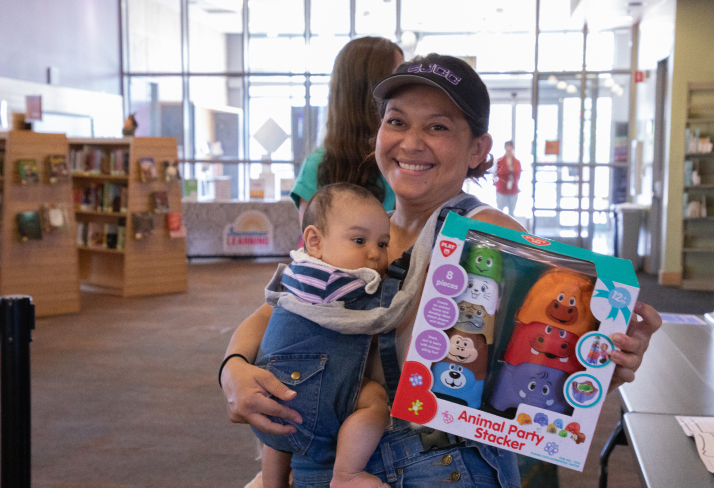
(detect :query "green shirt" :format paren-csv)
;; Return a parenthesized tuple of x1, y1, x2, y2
(290, 147, 396, 211)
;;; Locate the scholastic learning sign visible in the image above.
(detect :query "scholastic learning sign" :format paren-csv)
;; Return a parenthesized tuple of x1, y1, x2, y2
(392, 213, 639, 471)
(223, 210, 274, 255)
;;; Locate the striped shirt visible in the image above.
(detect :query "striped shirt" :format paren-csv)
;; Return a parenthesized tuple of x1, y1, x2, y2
(281, 260, 368, 304)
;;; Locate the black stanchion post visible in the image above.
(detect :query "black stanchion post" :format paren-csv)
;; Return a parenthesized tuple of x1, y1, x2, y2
(1, 295, 35, 488)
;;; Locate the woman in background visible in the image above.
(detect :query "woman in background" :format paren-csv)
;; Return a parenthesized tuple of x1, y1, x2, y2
(290, 36, 404, 224)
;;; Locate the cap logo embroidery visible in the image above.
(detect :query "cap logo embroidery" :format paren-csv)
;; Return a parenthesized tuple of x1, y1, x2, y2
(407, 64, 462, 86)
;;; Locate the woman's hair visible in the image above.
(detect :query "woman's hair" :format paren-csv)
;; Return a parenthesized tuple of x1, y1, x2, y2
(317, 37, 403, 203)
(374, 53, 494, 182)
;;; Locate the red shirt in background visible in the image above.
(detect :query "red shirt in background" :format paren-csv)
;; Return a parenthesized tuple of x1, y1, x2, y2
(494, 156, 521, 195)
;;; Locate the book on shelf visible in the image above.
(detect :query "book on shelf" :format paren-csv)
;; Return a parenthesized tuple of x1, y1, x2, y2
(78, 184, 102, 212)
(42, 203, 69, 232)
(103, 182, 127, 213)
(132, 211, 154, 240)
(17, 158, 39, 184)
(182, 178, 198, 201)
(104, 223, 118, 249)
(152, 191, 170, 213)
(87, 222, 105, 248)
(70, 146, 129, 175)
(164, 160, 181, 182)
(139, 157, 157, 182)
(167, 212, 186, 238)
(117, 222, 127, 251)
(685, 160, 694, 186)
(77, 221, 87, 246)
(16, 211, 42, 242)
(46, 154, 70, 184)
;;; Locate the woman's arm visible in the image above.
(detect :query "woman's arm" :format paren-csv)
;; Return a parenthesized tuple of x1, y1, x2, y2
(471, 206, 662, 393)
(221, 303, 303, 434)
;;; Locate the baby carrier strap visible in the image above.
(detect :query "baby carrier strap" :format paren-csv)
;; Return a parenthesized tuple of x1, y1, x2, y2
(378, 193, 486, 405)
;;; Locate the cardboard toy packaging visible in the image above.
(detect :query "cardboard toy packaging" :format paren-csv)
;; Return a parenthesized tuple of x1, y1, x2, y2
(391, 212, 639, 471)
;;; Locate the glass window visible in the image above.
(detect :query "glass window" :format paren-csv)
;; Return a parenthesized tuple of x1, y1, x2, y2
(586, 29, 631, 71)
(311, 0, 350, 35)
(249, 37, 307, 73)
(188, 3, 242, 73)
(355, 0, 396, 37)
(308, 36, 350, 74)
(249, 0, 304, 35)
(248, 76, 306, 162)
(414, 33, 535, 72)
(127, 0, 182, 73)
(127, 76, 183, 139)
(538, 32, 583, 71)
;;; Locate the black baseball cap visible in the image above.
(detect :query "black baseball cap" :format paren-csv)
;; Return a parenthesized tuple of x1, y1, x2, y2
(373, 54, 490, 136)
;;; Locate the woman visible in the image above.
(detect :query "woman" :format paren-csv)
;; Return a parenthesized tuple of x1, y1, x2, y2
(291, 36, 404, 224)
(221, 54, 661, 487)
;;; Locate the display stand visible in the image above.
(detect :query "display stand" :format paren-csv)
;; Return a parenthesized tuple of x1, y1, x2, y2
(70, 137, 187, 297)
(0, 131, 80, 316)
(682, 82, 714, 290)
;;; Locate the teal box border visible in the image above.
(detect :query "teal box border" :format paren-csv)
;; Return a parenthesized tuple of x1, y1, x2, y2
(440, 212, 639, 288)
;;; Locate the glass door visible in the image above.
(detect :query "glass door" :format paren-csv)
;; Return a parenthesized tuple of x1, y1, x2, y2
(532, 72, 630, 253)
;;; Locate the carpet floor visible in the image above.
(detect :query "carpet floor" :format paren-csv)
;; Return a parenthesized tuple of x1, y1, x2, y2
(25, 262, 711, 487)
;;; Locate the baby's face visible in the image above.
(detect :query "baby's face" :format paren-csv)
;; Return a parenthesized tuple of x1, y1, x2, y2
(319, 195, 391, 275)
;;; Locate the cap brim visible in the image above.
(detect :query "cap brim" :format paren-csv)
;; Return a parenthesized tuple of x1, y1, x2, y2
(373, 73, 476, 123)
(373, 74, 444, 100)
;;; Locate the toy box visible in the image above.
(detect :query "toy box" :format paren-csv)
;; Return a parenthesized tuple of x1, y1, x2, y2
(392, 213, 639, 471)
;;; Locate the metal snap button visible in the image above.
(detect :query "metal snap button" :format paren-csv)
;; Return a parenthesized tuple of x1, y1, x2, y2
(441, 454, 453, 466)
(291, 371, 301, 380)
(397, 468, 403, 475)
(449, 471, 461, 482)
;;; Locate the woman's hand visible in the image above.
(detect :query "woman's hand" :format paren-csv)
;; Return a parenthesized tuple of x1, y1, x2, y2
(608, 301, 662, 392)
(221, 355, 303, 435)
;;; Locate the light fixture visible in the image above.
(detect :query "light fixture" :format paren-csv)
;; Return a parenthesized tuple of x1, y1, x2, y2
(548, 75, 558, 84)
(566, 84, 577, 94)
(557, 81, 567, 90)
(400, 31, 417, 49)
(611, 83, 621, 93)
(603, 78, 615, 87)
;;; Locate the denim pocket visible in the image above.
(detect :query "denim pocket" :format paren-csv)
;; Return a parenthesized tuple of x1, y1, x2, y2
(263, 353, 327, 456)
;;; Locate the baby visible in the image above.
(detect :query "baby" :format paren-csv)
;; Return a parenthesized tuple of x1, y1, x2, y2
(253, 183, 391, 488)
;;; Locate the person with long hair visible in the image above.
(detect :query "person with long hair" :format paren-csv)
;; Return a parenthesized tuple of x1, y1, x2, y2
(290, 36, 404, 224)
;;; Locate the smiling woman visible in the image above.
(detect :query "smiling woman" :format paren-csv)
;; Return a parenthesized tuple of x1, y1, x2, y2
(220, 53, 662, 488)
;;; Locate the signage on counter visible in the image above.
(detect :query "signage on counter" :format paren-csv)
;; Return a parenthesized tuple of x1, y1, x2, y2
(223, 210, 274, 254)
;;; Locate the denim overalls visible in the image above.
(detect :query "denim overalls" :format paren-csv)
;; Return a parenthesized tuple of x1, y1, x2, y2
(258, 193, 521, 488)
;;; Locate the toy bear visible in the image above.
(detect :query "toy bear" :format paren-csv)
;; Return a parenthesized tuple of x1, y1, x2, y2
(488, 362, 572, 415)
(430, 324, 488, 408)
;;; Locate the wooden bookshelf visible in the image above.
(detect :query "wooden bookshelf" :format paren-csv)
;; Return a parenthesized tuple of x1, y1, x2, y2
(0, 131, 80, 316)
(70, 137, 187, 297)
(682, 82, 714, 289)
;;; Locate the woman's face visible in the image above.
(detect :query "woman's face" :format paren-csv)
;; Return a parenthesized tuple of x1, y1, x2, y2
(376, 84, 492, 209)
